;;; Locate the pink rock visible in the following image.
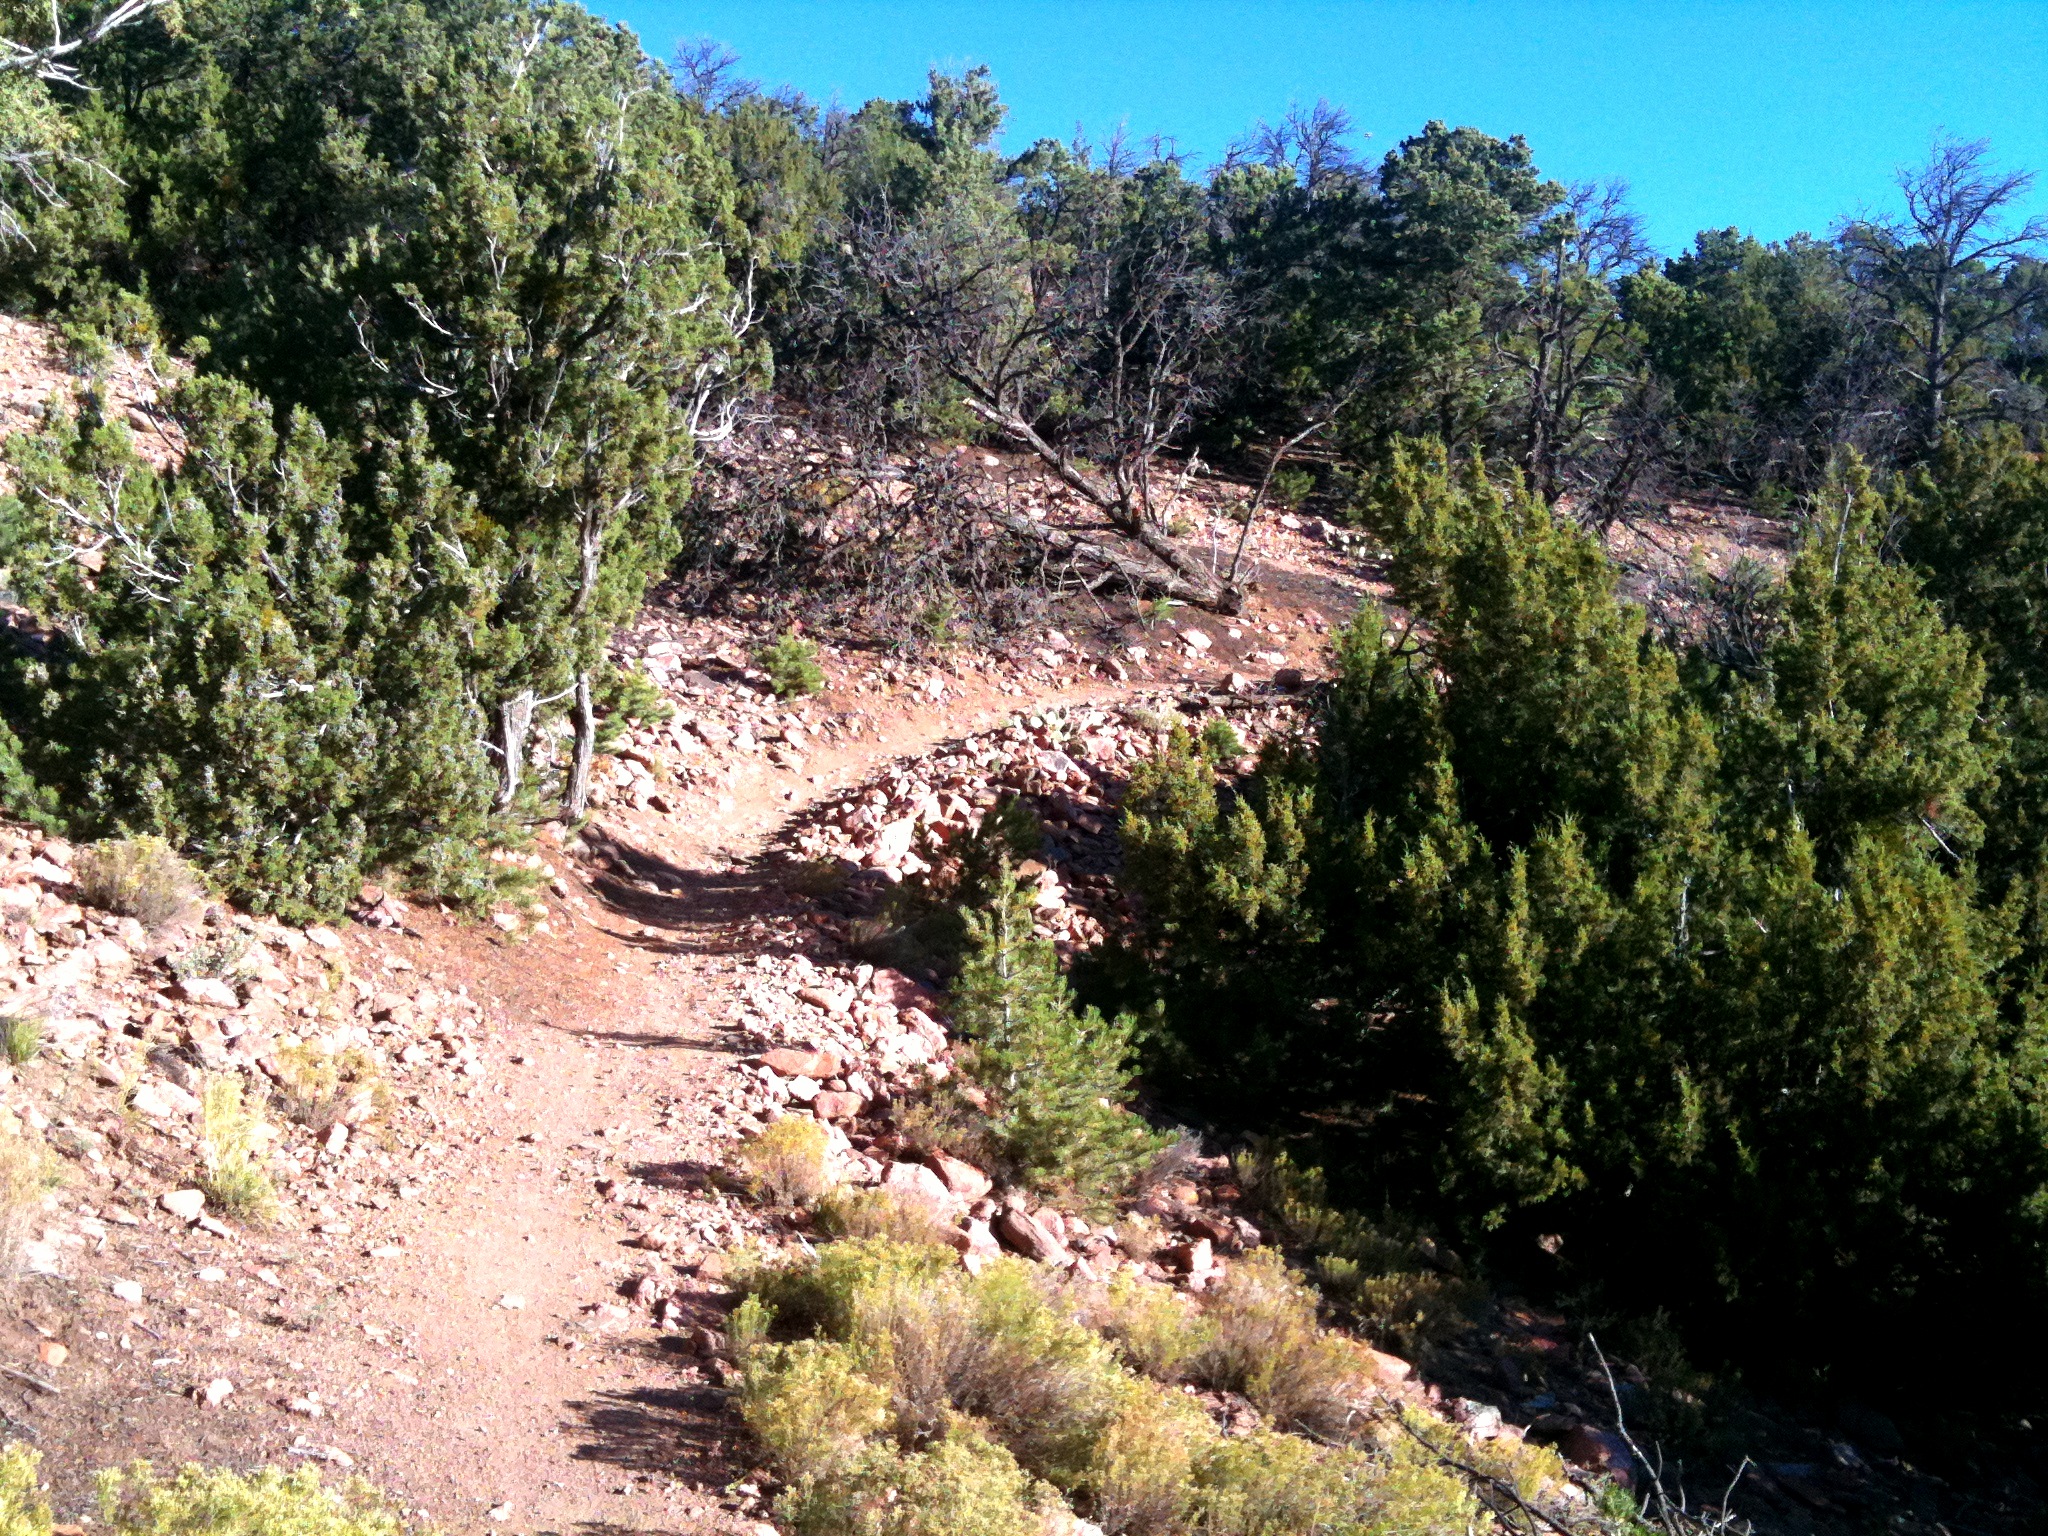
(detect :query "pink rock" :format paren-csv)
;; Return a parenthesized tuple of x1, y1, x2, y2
(871, 968, 940, 1012)
(811, 1091, 865, 1122)
(1367, 1347, 1413, 1385)
(883, 1160, 955, 1206)
(919, 1150, 992, 1202)
(760, 1047, 843, 1080)
(1159, 1237, 1215, 1277)
(993, 1207, 1068, 1265)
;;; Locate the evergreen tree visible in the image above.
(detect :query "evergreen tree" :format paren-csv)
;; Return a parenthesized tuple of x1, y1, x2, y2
(0, 376, 502, 918)
(950, 864, 1165, 1209)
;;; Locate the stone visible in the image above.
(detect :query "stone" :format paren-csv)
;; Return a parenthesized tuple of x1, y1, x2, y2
(1182, 629, 1212, 651)
(36, 1341, 66, 1368)
(948, 1219, 1004, 1275)
(110, 1279, 144, 1305)
(882, 1160, 955, 1207)
(173, 977, 239, 1009)
(200, 1377, 235, 1407)
(1275, 667, 1306, 690)
(920, 1150, 992, 1202)
(759, 1046, 842, 1080)
(1159, 1238, 1214, 1278)
(132, 1077, 200, 1120)
(811, 1090, 864, 1122)
(1559, 1425, 1632, 1486)
(1450, 1398, 1502, 1439)
(497, 1293, 526, 1310)
(1367, 1347, 1412, 1385)
(160, 1189, 205, 1222)
(993, 1207, 1067, 1265)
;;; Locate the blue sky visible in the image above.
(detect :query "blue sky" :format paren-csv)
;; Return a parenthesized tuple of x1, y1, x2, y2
(597, 1, 2048, 258)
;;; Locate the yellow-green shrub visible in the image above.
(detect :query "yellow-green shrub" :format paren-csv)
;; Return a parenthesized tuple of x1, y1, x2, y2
(1194, 1429, 1474, 1536)
(740, 1116, 839, 1207)
(777, 1423, 1047, 1536)
(95, 1463, 414, 1536)
(1196, 1250, 1369, 1437)
(0, 1451, 428, 1536)
(1085, 1384, 1209, 1536)
(740, 1339, 890, 1484)
(0, 1441, 50, 1536)
(817, 1184, 958, 1246)
(1094, 1270, 1217, 1382)
(750, 1237, 957, 1340)
(197, 1075, 278, 1223)
(72, 837, 201, 930)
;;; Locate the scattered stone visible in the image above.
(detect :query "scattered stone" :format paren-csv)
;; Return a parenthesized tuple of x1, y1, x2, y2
(110, 1279, 143, 1305)
(173, 977, 239, 1009)
(36, 1341, 66, 1368)
(199, 1377, 234, 1407)
(497, 1293, 526, 1310)
(160, 1189, 205, 1222)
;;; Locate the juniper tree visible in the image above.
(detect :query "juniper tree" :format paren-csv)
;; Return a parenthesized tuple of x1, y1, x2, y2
(0, 377, 502, 918)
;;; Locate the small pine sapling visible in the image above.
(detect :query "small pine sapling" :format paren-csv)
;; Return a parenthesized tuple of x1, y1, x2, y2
(949, 862, 1167, 1208)
(755, 633, 825, 697)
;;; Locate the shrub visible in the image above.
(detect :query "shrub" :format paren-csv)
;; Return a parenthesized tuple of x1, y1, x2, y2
(816, 1185, 958, 1247)
(197, 1075, 278, 1223)
(1196, 717, 1244, 765)
(1, 1015, 41, 1067)
(0, 1131, 57, 1281)
(1195, 1250, 1369, 1439)
(776, 1426, 1048, 1536)
(1086, 1387, 1207, 1536)
(272, 1046, 388, 1136)
(0, 1441, 48, 1535)
(749, 1238, 958, 1341)
(740, 1116, 838, 1208)
(1093, 1271, 1217, 1383)
(949, 870, 1167, 1210)
(1194, 1429, 1473, 1535)
(756, 632, 825, 698)
(741, 1337, 891, 1488)
(95, 1461, 413, 1536)
(71, 837, 202, 929)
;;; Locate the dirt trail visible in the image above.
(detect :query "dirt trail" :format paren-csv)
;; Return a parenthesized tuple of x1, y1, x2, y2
(19, 668, 1155, 1536)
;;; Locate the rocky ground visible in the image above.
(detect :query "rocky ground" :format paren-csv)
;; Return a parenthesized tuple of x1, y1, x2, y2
(0, 322, 2017, 1536)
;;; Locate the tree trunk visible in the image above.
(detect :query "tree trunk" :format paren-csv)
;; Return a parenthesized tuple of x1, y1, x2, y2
(495, 689, 536, 812)
(984, 504, 1240, 612)
(563, 669, 597, 820)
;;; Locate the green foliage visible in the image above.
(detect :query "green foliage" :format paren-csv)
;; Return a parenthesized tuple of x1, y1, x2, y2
(71, 837, 202, 929)
(1, 380, 503, 919)
(0, 1449, 416, 1536)
(1117, 440, 2048, 1406)
(94, 1461, 413, 1536)
(0, 1440, 47, 1536)
(736, 1239, 1479, 1536)
(740, 1115, 839, 1208)
(756, 632, 825, 697)
(196, 1074, 277, 1223)
(948, 867, 1167, 1209)
(0, 1015, 39, 1067)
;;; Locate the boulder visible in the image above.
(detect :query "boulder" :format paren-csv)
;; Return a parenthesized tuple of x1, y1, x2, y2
(993, 1207, 1068, 1265)
(919, 1150, 992, 1201)
(759, 1047, 842, 1080)
(811, 1090, 865, 1122)
(173, 977, 239, 1010)
(883, 1160, 956, 1207)
(1559, 1425, 1633, 1487)
(160, 1189, 205, 1222)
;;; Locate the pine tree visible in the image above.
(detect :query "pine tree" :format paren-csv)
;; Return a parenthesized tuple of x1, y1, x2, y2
(950, 864, 1166, 1209)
